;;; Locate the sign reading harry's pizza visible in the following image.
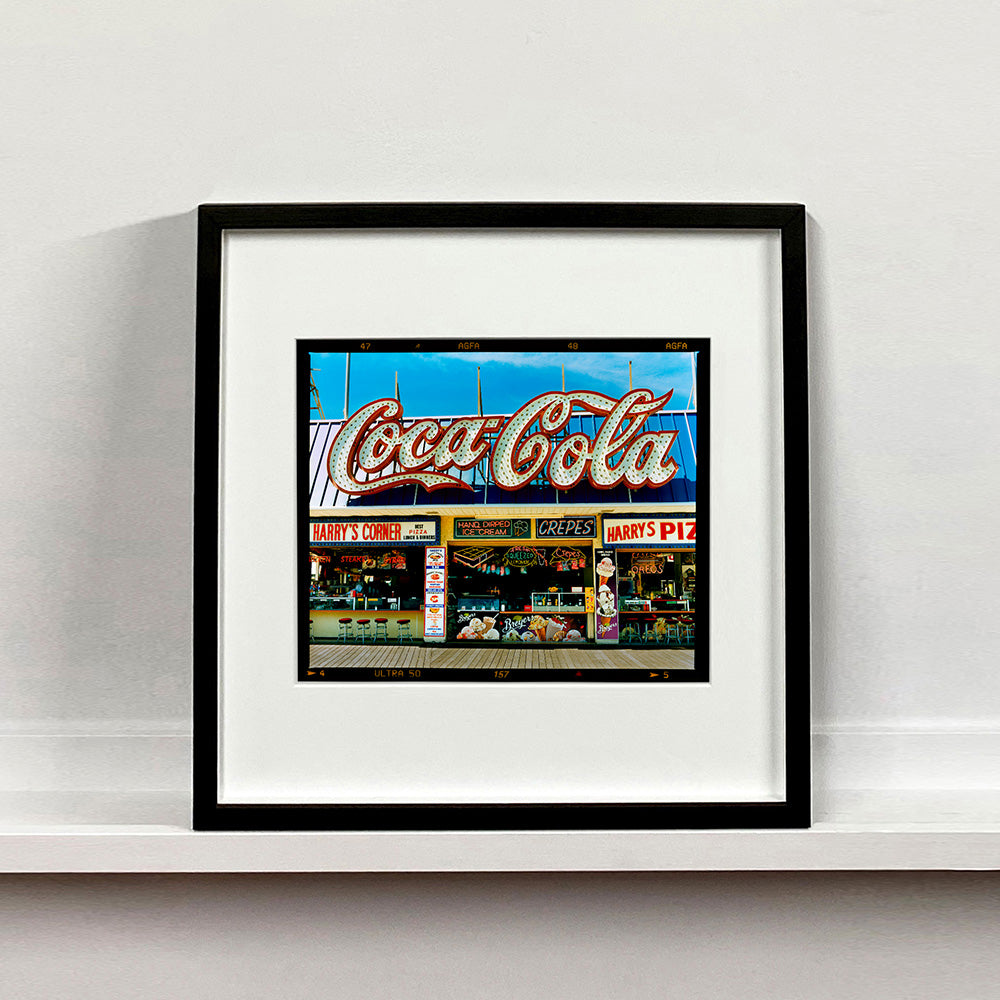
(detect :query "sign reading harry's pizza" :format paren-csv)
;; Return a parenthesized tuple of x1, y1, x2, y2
(325, 389, 680, 495)
(601, 516, 696, 549)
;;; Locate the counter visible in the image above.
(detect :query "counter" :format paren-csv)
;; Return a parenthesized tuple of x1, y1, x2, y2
(310, 607, 423, 641)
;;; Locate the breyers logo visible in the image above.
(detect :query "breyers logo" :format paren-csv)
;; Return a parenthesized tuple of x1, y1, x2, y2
(326, 389, 680, 495)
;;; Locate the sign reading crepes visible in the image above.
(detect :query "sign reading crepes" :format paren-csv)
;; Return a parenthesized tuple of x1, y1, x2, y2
(536, 516, 596, 538)
(310, 517, 440, 546)
(601, 517, 696, 549)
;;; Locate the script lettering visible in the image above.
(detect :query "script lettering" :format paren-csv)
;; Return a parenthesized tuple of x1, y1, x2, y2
(326, 389, 681, 495)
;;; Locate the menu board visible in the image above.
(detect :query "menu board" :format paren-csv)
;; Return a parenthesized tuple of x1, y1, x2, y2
(423, 547, 447, 640)
(594, 548, 620, 643)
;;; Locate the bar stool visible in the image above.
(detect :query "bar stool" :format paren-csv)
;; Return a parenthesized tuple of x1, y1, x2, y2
(373, 618, 389, 642)
(337, 618, 354, 643)
(662, 617, 681, 645)
(309, 619, 314, 642)
(355, 619, 372, 643)
(678, 617, 695, 645)
(639, 616, 657, 643)
(396, 619, 412, 643)
(620, 620, 640, 644)
(649, 617, 667, 645)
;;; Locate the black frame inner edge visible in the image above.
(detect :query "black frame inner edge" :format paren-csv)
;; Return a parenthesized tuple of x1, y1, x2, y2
(295, 335, 708, 686)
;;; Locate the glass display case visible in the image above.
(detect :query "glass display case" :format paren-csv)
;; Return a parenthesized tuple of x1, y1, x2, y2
(309, 594, 402, 611)
(620, 597, 652, 612)
(456, 595, 501, 612)
(530, 591, 586, 612)
(651, 598, 691, 612)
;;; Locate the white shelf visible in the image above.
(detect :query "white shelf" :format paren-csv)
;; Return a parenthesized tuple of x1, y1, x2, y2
(3, 730, 997, 872)
(1, 791, 999, 872)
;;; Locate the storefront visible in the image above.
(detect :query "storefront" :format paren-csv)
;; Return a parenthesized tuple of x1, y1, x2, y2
(309, 510, 697, 647)
(308, 516, 439, 641)
(597, 515, 697, 646)
(307, 381, 698, 648)
(448, 515, 596, 643)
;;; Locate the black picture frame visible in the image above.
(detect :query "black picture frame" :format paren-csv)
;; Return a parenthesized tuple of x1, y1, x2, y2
(193, 202, 809, 833)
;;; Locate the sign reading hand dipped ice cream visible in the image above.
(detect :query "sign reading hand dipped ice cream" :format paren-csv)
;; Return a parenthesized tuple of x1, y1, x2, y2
(594, 549, 620, 643)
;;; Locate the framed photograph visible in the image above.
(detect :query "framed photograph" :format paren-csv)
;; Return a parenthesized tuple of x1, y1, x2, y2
(194, 203, 809, 831)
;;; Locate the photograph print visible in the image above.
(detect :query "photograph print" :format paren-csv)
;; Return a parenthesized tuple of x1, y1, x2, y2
(300, 338, 706, 682)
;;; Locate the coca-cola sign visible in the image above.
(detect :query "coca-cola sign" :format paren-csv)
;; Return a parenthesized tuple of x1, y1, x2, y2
(326, 389, 680, 495)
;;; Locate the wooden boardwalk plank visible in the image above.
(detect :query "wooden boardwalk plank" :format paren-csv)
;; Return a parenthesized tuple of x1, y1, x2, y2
(309, 644, 695, 671)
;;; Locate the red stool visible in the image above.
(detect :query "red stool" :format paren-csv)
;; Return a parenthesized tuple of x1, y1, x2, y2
(355, 619, 372, 643)
(639, 616, 657, 643)
(678, 617, 695, 645)
(397, 619, 412, 643)
(663, 617, 681, 645)
(338, 618, 354, 643)
(374, 618, 389, 642)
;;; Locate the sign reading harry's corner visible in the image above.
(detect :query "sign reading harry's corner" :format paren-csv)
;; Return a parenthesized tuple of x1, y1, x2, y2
(300, 339, 705, 683)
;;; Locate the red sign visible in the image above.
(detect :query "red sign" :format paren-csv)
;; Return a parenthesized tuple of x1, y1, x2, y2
(327, 389, 679, 496)
(602, 517, 697, 547)
(309, 518, 439, 545)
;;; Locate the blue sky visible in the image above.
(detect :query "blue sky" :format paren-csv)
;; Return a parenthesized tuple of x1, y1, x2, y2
(310, 350, 698, 419)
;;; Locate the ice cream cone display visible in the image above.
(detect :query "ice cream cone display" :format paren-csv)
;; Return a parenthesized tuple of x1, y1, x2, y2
(596, 556, 615, 588)
(597, 585, 615, 625)
(528, 615, 547, 641)
(591, 548, 621, 642)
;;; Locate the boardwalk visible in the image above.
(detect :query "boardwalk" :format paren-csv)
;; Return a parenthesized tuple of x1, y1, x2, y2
(309, 643, 695, 671)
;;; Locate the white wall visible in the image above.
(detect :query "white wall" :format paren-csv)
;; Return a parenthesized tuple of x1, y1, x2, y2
(2, 0, 998, 995)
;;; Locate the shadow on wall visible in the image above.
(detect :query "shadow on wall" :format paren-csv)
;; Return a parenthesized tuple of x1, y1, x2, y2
(2, 213, 197, 730)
